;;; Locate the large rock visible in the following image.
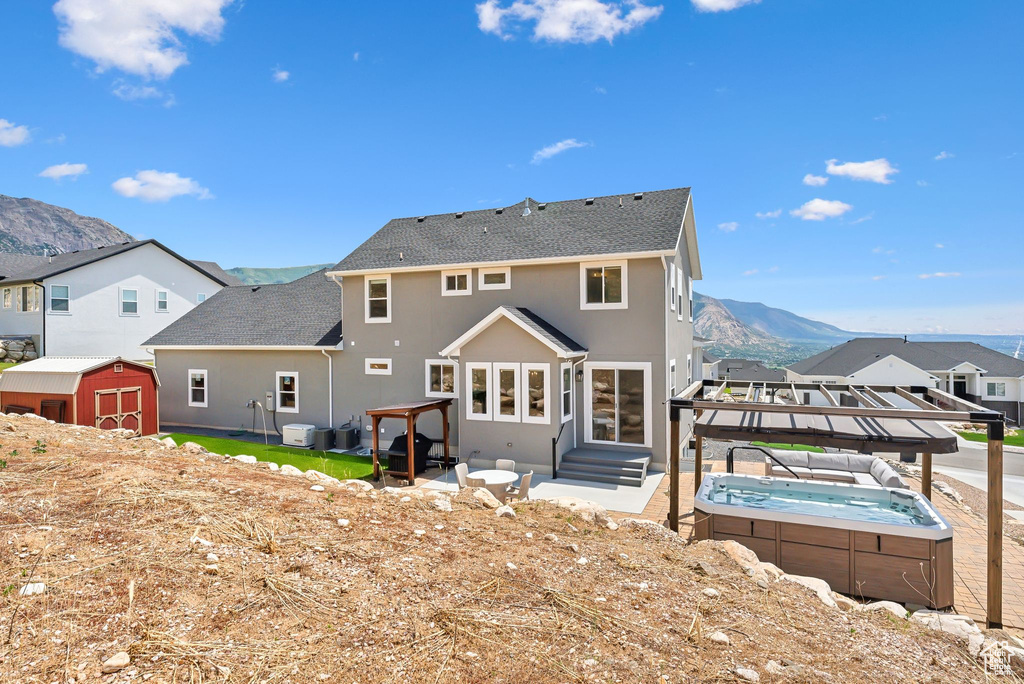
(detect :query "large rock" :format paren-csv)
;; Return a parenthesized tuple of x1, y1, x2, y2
(180, 441, 208, 455)
(618, 518, 678, 539)
(339, 479, 374, 493)
(780, 573, 837, 609)
(471, 487, 502, 509)
(232, 455, 258, 464)
(911, 610, 985, 655)
(279, 464, 303, 477)
(304, 469, 341, 486)
(21, 350, 37, 361)
(101, 652, 130, 674)
(547, 497, 613, 527)
(859, 601, 908, 620)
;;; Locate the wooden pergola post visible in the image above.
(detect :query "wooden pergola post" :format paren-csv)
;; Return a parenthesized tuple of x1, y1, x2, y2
(921, 452, 932, 500)
(694, 408, 703, 496)
(669, 405, 680, 532)
(406, 416, 416, 485)
(988, 420, 1004, 629)
(441, 403, 450, 469)
(371, 415, 381, 480)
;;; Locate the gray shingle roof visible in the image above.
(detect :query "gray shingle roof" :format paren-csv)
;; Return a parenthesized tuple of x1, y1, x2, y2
(0, 240, 230, 286)
(329, 188, 690, 272)
(144, 269, 342, 347)
(788, 338, 1024, 378)
(191, 260, 243, 286)
(503, 307, 587, 356)
(702, 350, 719, 364)
(726, 363, 787, 382)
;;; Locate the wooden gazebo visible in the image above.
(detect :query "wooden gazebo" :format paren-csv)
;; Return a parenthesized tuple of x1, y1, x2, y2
(669, 379, 1007, 628)
(366, 399, 452, 485)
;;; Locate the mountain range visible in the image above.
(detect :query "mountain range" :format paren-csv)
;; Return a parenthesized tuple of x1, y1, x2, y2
(0, 194, 133, 254)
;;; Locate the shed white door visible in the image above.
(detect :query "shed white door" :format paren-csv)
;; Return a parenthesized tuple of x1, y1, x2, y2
(95, 387, 142, 435)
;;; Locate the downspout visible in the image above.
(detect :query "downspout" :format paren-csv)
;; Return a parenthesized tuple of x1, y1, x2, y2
(36, 281, 45, 357)
(322, 349, 333, 429)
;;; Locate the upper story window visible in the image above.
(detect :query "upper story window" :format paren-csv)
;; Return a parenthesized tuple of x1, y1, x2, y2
(688, 275, 694, 322)
(276, 372, 299, 412)
(2, 288, 10, 309)
(479, 267, 511, 291)
(669, 263, 676, 311)
(425, 359, 457, 397)
(17, 285, 39, 313)
(441, 269, 472, 296)
(49, 285, 70, 313)
(365, 274, 391, 323)
(580, 260, 627, 310)
(156, 290, 169, 312)
(669, 359, 677, 399)
(196, 293, 207, 304)
(120, 288, 138, 316)
(677, 270, 684, 321)
(188, 369, 208, 407)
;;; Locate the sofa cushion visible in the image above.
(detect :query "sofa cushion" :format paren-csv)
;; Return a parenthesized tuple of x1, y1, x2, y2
(770, 465, 812, 478)
(809, 468, 857, 483)
(846, 454, 876, 473)
(807, 453, 851, 471)
(853, 472, 879, 486)
(870, 459, 906, 488)
(770, 450, 811, 468)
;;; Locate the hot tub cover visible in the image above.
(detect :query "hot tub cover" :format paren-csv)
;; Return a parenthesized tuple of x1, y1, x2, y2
(695, 409, 958, 454)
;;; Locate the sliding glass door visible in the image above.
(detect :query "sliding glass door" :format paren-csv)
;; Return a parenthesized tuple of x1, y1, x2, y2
(585, 363, 651, 447)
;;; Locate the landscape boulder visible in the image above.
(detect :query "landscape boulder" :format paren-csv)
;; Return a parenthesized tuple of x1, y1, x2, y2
(339, 479, 374, 493)
(304, 469, 341, 486)
(180, 442, 208, 455)
(547, 497, 616, 529)
(232, 455, 258, 464)
(470, 487, 502, 509)
(780, 573, 837, 609)
(910, 610, 985, 655)
(279, 464, 303, 477)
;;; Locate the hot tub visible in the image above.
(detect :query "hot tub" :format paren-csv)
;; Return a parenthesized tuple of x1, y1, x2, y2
(694, 473, 954, 608)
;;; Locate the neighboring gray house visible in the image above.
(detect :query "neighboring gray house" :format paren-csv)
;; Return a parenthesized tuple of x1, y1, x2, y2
(148, 188, 702, 484)
(787, 337, 1024, 424)
(719, 358, 787, 383)
(0, 240, 236, 360)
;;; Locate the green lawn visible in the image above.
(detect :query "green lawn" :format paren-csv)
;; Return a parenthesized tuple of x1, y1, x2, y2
(751, 441, 825, 453)
(957, 430, 1024, 448)
(165, 433, 378, 480)
(0, 362, 17, 373)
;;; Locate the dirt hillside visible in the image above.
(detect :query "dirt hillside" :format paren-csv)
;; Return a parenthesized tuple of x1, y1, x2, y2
(0, 415, 992, 682)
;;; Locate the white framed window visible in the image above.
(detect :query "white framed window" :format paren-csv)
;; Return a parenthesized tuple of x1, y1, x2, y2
(580, 260, 627, 310)
(120, 288, 138, 316)
(155, 290, 169, 312)
(188, 369, 208, 408)
(49, 284, 70, 313)
(987, 382, 1006, 398)
(276, 372, 299, 413)
(466, 362, 492, 421)
(560, 362, 573, 423)
(425, 359, 457, 398)
(3, 288, 12, 309)
(365, 274, 391, 323)
(521, 363, 549, 424)
(583, 362, 653, 448)
(669, 263, 676, 311)
(677, 269, 684, 321)
(669, 359, 677, 399)
(687, 274, 693, 322)
(479, 266, 511, 291)
(687, 354, 693, 384)
(441, 269, 472, 296)
(196, 293, 207, 303)
(17, 285, 39, 313)
(365, 358, 392, 375)
(493, 363, 521, 422)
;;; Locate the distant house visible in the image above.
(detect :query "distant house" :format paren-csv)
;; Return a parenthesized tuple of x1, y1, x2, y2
(719, 357, 787, 383)
(787, 337, 1024, 424)
(0, 240, 237, 360)
(693, 336, 719, 381)
(148, 188, 702, 484)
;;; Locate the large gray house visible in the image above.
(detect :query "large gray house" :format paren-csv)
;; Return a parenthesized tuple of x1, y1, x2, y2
(146, 188, 701, 482)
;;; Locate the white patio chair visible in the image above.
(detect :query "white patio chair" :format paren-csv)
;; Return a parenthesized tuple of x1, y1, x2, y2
(466, 475, 486, 488)
(495, 458, 515, 472)
(454, 462, 469, 489)
(506, 471, 533, 502)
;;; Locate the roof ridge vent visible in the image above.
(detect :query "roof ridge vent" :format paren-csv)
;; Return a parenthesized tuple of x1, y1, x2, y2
(495, 208, 503, 215)
(455, 212, 464, 219)
(633, 192, 643, 200)
(537, 203, 546, 210)
(251, 286, 261, 292)
(417, 216, 425, 222)
(618, 197, 623, 208)
(584, 198, 594, 205)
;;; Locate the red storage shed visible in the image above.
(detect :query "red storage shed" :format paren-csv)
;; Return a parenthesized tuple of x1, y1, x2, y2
(0, 357, 160, 435)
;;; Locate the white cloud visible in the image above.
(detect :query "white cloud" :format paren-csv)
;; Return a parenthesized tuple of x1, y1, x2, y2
(530, 138, 589, 164)
(111, 80, 175, 106)
(872, 246, 895, 255)
(873, 114, 888, 121)
(717, 221, 739, 232)
(825, 158, 898, 184)
(790, 198, 852, 221)
(742, 268, 758, 276)
(934, 150, 954, 161)
(871, 275, 886, 281)
(803, 173, 828, 186)
(918, 272, 960, 279)
(476, 0, 663, 43)
(755, 208, 781, 219)
(112, 170, 212, 202)
(935, 243, 944, 249)
(53, 0, 233, 80)
(39, 162, 88, 180)
(594, 86, 607, 94)
(353, 52, 360, 61)
(850, 212, 874, 225)
(691, 0, 760, 11)
(916, 179, 929, 187)
(0, 119, 31, 146)
(272, 67, 289, 82)
(767, 265, 779, 273)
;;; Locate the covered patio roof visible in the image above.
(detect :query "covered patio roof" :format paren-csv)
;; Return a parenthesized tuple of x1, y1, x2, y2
(366, 399, 453, 485)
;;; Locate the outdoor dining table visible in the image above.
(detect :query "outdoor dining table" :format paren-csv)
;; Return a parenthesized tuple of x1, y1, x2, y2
(470, 469, 518, 503)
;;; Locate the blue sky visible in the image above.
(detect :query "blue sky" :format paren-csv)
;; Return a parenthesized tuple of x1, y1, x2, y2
(1, 0, 1021, 334)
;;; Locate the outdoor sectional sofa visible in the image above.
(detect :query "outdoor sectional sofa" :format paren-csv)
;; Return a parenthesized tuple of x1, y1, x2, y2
(764, 450, 907, 489)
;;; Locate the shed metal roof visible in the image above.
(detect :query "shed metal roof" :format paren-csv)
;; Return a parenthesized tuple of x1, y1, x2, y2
(0, 356, 159, 395)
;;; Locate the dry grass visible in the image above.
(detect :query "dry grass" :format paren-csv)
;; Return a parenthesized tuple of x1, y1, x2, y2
(0, 415, 1001, 682)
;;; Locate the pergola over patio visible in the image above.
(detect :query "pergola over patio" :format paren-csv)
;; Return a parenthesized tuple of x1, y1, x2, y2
(669, 379, 1007, 628)
(366, 399, 452, 485)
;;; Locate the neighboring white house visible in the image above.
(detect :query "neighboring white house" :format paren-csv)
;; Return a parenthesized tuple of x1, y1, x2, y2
(0, 240, 237, 361)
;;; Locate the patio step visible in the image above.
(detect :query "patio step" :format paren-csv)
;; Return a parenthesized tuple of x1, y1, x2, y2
(558, 448, 652, 487)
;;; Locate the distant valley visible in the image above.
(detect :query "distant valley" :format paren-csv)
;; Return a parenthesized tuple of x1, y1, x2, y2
(225, 264, 332, 285)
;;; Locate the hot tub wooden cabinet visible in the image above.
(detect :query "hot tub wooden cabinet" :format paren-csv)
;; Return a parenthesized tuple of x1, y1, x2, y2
(694, 474, 954, 609)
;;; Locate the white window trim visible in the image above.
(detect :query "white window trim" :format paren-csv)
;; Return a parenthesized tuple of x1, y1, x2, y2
(49, 284, 71, 315)
(522, 362, 550, 425)
(2, 287, 10, 309)
(466, 362, 492, 421)
(196, 293, 207, 304)
(119, 287, 139, 317)
(986, 382, 1007, 398)
(580, 260, 628, 310)
(583, 361, 653, 448)
(365, 357, 393, 376)
(478, 266, 511, 291)
(441, 269, 473, 297)
(669, 359, 677, 400)
(560, 361, 573, 423)
(493, 362, 521, 422)
(424, 359, 458, 398)
(687, 354, 693, 385)
(677, 270, 684, 321)
(669, 263, 676, 311)
(276, 371, 299, 413)
(365, 274, 392, 323)
(687, 274, 693, 323)
(17, 285, 39, 314)
(155, 290, 169, 313)
(188, 369, 208, 408)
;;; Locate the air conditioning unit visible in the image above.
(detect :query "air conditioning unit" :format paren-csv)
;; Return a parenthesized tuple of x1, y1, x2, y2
(282, 423, 316, 448)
